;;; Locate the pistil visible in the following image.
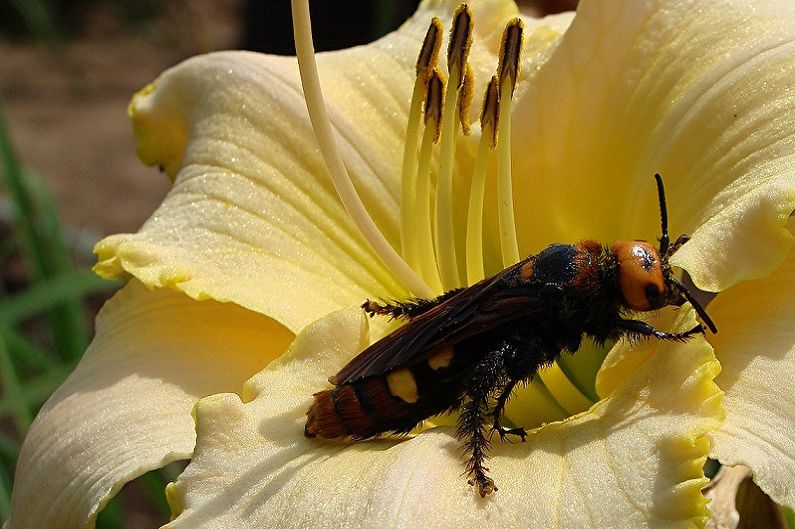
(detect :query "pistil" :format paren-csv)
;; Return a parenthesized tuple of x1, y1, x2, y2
(291, 0, 433, 298)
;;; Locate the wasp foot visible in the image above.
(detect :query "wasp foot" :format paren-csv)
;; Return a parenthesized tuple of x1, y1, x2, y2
(468, 472, 497, 497)
(491, 423, 527, 443)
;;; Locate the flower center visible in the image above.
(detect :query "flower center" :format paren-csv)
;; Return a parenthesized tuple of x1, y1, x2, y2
(292, 1, 599, 426)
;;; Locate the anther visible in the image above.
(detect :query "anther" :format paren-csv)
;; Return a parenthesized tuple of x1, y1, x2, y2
(417, 17, 443, 80)
(458, 64, 474, 136)
(498, 18, 524, 97)
(481, 75, 499, 148)
(447, 4, 474, 86)
(425, 70, 445, 142)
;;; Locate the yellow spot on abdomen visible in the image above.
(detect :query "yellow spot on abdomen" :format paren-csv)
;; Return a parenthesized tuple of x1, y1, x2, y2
(386, 368, 419, 403)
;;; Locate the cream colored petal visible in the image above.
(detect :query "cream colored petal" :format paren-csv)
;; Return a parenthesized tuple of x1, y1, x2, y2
(96, 0, 523, 334)
(165, 306, 721, 528)
(708, 243, 795, 508)
(7, 281, 292, 529)
(509, 0, 795, 291)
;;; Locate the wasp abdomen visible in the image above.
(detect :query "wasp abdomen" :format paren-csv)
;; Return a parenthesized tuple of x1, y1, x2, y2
(305, 377, 409, 439)
(305, 347, 465, 439)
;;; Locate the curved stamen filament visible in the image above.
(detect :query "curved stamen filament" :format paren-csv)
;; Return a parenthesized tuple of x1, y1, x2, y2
(401, 19, 443, 272)
(496, 18, 523, 267)
(434, 4, 473, 290)
(291, 0, 433, 298)
(537, 362, 594, 415)
(414, 71, 445, 292)
(465, 75, 499, 284)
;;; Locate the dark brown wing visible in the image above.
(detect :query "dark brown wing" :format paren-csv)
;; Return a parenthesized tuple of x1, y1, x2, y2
(332, 261, 543, 385)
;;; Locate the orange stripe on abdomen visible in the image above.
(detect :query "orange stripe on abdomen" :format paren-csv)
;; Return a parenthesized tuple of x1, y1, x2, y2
(305, 377, 412, 439)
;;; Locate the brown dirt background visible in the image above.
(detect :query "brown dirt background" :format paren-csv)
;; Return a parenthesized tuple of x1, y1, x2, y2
(1, 0, 243, 252)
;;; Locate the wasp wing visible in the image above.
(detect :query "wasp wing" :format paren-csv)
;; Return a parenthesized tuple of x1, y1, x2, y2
(332, 261, 544, 385)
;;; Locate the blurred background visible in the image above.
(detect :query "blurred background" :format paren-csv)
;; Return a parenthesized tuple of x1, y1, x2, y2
(0, 1, 576, 527)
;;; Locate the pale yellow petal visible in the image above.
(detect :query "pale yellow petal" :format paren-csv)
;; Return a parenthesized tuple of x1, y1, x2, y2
(7, 281, 292, 529)
(509, 0, 795, 291)
(708, 242, 795, 508)
(165, 305, 721, 528)
(595, 309, 681, 400)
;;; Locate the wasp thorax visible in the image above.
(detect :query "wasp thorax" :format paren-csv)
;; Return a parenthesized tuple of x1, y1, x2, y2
(611, 240, 667, 311)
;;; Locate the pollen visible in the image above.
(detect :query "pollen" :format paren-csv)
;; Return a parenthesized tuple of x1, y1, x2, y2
(386, 368, 420, 403)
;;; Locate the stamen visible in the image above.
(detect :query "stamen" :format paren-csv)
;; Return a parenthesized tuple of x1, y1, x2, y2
(498, 18, 523, 98)
(401, 19, 443, 270)
(447, 4, 473, 86)
(465, 76, 499, 284)
(537, 362, 594, 415)
(458, 63, 474, 136)
(495, 18, 523, 267)
(291, 0, 433, 298)
(414, 71, 445, 291)
(434, 4, 473, 290)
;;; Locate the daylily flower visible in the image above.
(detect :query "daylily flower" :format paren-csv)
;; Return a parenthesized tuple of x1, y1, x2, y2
(8, 0, 795, 527)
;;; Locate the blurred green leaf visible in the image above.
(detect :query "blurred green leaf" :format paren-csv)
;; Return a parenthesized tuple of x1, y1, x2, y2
(0, 457, 11, 521)
(0, 97, 92, 361)
(2, 328, 58, 372)
(0, 269, 116, 328)
(5, 0, 59, 41)
(0, 335, 33, 436)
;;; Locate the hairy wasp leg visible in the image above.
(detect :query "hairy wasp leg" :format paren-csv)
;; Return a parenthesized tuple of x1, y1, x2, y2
(486, 334, 554, 443)
(489, 381, 526, 443)
(458, 347, 507, 497)
(362, 288, 464, 320)
(618, 319, 705, 342)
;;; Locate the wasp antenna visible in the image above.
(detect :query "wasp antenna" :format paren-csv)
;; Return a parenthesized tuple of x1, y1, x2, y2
(655, 173, 670, 256)
(669, 277, 718, 334)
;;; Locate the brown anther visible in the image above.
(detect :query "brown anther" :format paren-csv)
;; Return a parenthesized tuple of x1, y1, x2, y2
(425, 69, 445, 143)
(416, 17, 443, 80)
(480, 75, 500, 148)
(447, 4, 474, 86)
(458, 63, 474, 135)
(497, 18, 524, 97)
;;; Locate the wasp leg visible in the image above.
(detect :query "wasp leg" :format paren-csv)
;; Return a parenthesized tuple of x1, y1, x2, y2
(362, 288, 464, 320)
(458, 347, 507, 497)
(489, 380, 527, 443)
(663, 234, 690, 259)
(618, 319, 704, 342)
(487, 335, 553, 442)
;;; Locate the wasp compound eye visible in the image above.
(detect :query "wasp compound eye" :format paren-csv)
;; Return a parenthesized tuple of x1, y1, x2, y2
(645, 282, 663, 306)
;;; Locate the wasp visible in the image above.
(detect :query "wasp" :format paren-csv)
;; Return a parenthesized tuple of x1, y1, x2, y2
(305, 174, 717, 497)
